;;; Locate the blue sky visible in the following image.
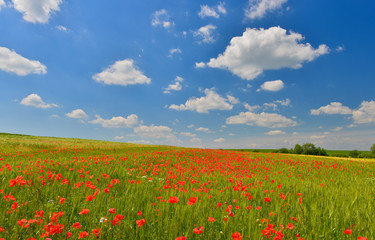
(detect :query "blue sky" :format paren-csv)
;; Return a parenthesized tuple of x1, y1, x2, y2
(1, 0, 375, 150)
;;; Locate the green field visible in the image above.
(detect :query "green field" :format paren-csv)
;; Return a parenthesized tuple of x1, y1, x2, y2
(1, 133, 374, 240)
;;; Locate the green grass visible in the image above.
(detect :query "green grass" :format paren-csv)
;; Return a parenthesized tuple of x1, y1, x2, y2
(0, 133, 374, 240)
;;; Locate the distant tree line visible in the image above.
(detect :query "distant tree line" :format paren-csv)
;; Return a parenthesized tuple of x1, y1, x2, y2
(275, 143, 328, 156)
(273, 143, 375, 158)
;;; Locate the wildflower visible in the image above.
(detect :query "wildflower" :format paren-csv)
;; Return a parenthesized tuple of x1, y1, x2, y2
(78, 231, 89, 239)
(231, 232, 242, 240)
(207, 217, 215, 222)
(136, 218, 145, 227)
(187, 197, 197, 205)
(17, 219, 27, 226)
(73, 222, 83, 229)
(264, 197, 271, 203)
(109, 208, 115, 214)
(193, 226, 204, 234)
(59, 198, 65, 204)
(343, 229, 352, 234)
(86, 195, 95, 201)
(99, 217, 107, 223)
(79, 209, 90, 215)
(175, 237, 188, 240)
(137, 210, 143, 216)
(357, 237, 368, 240)
(287, 223, 294, 229)
(167, 196, 180, 203)
(92, 227, 101, 237)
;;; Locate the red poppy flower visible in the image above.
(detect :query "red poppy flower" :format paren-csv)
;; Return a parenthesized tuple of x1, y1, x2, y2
(78, 231, 89, 239)
(79, 209, 90, 215)
(92, 227, 101, 237)
(207, 217, 215, 222)
(136, 218, 145, 227)
(193, 226, 204, 234)
(264, 197, 271, 203)
(59, 198, 65, 204)
(73, 222, 83, 229)
(175, 237, 188, 240)
(167, 196, 180, 203)
(357, 237, 368, 240)
(231, 232, 242, 240)
(109, 208, 115, 214)
(343, 229, 352, 234)
(187, 197, 197, 205)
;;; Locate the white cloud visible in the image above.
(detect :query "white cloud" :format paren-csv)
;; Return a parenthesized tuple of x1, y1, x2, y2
(198, 5, 219, 18)
(168, 48, 182, 57)
(275, 98, 291, 106)
(226, 111, 297, 128)
(331, 126, 343, 132)
(352, 100, 375, 124)
(228, 133, 235, 136)
(245, 0, 287, 19)
(0, 0, 6, 10)
(134, 125, 175, 140)
(336, 46, 344, 52)
(260, 80, 284, 91)
(310, 102, 352, 115)
(93, 59, 151, 86)
(265, 130, 286, 135)
(187, 124, 195, 128)
(0, 47, 47, 76)
(198, 3, 226, 19)
(164, 76, 183, 94)
(244, 103, 260, 112)
(20, 94, 57, 109)
(195, 62, 206, 68)
(12, 0, 62, 24)
(132, 140, 152, 144)
(180, 132, 197, 137)
(193, 24, 216, 44)
(190, 137, 202, 145)
(56, 25, 68, 32)
(204, 27, 329, 80)
(195, 127, 214, 133)
(89, 114, 140, 128)
(114, 136, 125, 140)
(310, 135, 325, 140)
(217, 2, 227, 14)
(66, 109, 88, 120)
(227, 95, 240, 105)
(214, 138, 225, 143)
(169, 88, 236, 113)
(151, 9, 174, 28)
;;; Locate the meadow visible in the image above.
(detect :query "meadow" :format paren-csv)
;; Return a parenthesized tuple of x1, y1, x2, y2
(0, 133, 374, 240)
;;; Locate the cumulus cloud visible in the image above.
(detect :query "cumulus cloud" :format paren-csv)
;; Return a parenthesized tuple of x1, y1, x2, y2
(89, 114, 140, 128)
(151, 9, 174, 28)
(226, 111, 297, 128)
(265, 130, 286, 135)
(134, 125, 175, 140)
(0, 0, 6, 10)
(12, 0, 62, 24)
(352, 100, 375, 124)
(213, 138, 225, 143)
(180, 132, 197, 137)
(198, 3, 226, 18)
(244, 103, 260, 112)
(260, 80, 284, 91)
(168, 48, 182, 57)
(0, 47, 47, 76)
(20, 94, 58, 109)
(245, 0, 287, 20)
(66, 109, 88, 120)
(164, 76, 183, 94)
(310, 102, 352, 115)
(193, 24, 216, 44)
(204, 27, 329, 80)
(195, 127, 214, 133)
(56, 25, 68, 32)
(93, 59, 151, 86)
(169, 88, 237, 113)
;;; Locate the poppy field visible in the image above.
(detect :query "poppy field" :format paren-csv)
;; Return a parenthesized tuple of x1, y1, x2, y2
(0, 134, 374, 240)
